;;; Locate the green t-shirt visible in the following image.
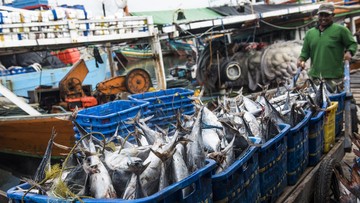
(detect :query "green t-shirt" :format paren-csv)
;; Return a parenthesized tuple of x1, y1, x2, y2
(299, 23, 358, 78)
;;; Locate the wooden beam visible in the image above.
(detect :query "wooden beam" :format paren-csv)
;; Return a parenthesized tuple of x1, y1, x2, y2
(0, 83, 41, 116)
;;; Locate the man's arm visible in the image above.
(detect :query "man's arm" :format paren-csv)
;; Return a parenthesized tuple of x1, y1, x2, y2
(342, 26, 358, 58)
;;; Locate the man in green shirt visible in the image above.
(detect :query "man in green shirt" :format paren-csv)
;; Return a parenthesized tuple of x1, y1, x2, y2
(297, 3, 358, 92)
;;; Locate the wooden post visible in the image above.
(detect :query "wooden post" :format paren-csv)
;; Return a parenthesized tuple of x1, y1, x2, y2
(106, 42, 116, 78)
(150, 27, 166, 90)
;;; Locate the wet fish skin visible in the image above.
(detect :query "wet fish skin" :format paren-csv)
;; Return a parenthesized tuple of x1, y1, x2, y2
(124, 131, 182, 197)
(186, 107, 206, 172)
(34, 128, 57, 183)
(243, 96, 262, 116)
(83, 155, 117, 199)
(63, 164, 89, 196)
(208, 136, 235, 174)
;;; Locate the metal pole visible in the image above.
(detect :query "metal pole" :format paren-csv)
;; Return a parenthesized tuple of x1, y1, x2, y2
(343, 60, 352, 152)
(217, 50, 221, 89)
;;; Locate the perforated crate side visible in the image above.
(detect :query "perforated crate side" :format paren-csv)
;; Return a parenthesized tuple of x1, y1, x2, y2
(7, 159, 217, 203)
(258, 124, 290, 203)
(308, 108, 325, 166)
(212, 142, 260, 203)
(286, 110, 311, 186)
(328, 91, 346, 136)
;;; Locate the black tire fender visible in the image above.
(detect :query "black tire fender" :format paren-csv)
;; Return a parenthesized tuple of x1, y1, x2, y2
(351, 99, 359, 133)
(314, 158, 343, 203)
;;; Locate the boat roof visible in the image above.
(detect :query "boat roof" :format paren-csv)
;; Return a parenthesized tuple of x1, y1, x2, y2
(130, 3, 360, 38)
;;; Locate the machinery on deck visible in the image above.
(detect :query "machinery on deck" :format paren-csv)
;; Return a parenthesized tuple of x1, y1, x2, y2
(95, 68, 152, 104)
(34, 59, 152, 112)
(58, 59, 98, 111)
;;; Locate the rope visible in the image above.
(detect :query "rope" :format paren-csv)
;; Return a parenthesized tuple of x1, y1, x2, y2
(260, 18, 316, 30)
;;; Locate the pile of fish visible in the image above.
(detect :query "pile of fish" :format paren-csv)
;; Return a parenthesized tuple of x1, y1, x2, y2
(16, 78, 336, 201)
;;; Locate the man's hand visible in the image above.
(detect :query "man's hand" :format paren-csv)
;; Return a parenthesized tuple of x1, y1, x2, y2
(297, 59, 305, 70)
(344, 51, 352, 61)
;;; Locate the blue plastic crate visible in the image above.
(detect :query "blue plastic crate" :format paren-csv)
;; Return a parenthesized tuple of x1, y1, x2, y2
(147, 109, 195, 130)
(308, 104, 326, 166)
(12, 0, 48, 8)
(258, 124, 290, 203)
(286, 110, 311, 186)
(147, 100, 194, 113)
(212, 137, 260, 203)
(129, 88, 194, 108)
(73, 124, 136, 142)
(144, 103, 195, 118)
(76, 100, 149, 126)
(329, 91, 346, 136)
(7, 159, 217, 203)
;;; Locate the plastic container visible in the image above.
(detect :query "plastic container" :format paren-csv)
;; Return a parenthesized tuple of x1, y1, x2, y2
(308, 105, 326, 166)
(73, 122, 136, 141)
(328, 91, 346, 136)
(129, 88, 195, 129)
(144, 103, 195, 118)
(212, 137, 261, 203)
(324, 102, 338, 153)
(146, 109, 195, 130)
(12, 0, 48, 8)
(258, 123, 291, 202)
(76, 100, 148, 125)
(286, 110, 311, 186)
(128, 88, 194, 108)
(52, 48, 81, 65)
(7, 159, 217, 203)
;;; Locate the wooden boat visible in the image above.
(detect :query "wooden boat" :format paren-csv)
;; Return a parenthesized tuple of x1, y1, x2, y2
(115, 42, 174, 61)
(0, 113, 74, 159)
(116, 46, 154, 60)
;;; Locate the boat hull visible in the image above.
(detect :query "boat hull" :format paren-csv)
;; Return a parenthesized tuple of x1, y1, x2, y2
(0, 54, 108, 97)
(0, 114, 75, 159)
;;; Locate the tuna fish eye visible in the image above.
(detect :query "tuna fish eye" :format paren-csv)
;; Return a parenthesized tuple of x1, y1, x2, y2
(86, 157, 92, 164)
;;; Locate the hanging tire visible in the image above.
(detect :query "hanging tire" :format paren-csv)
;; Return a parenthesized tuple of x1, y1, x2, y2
(314, 158, 343, 203)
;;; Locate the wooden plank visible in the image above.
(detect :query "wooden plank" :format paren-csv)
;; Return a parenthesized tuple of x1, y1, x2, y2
(0, 83, 41, 116)
(0, 116, 75, 158)
(277, 137, 345, 203)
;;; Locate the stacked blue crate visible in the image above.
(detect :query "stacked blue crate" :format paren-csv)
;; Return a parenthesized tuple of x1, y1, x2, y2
(12, 0, 48, 8)
(212, 137, 261, 203)
(129, 88, 195, 129)
(329, 91, 346, 136)
(7, 159, 217, 203)
(286, 110, 311, 185)
(308, 103, 326, 166)
(258, 124, 291, 202)
(74, 100, 149, 140)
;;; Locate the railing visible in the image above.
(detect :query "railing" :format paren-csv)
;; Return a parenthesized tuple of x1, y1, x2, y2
(0, 15, 155, 53)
